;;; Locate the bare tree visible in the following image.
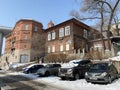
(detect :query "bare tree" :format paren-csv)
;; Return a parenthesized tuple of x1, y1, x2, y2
(70, 0, 120, 50)
(31, 32, 45, 61)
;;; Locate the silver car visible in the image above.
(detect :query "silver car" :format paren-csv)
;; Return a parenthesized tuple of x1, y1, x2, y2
(37, 64, 61, 76)
(85, 62, 118, 84)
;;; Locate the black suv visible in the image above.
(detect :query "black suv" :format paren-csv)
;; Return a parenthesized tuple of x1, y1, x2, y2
(58, 59, 92, 80)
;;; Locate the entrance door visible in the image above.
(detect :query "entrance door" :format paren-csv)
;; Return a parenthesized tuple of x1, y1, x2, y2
(20, 55, 28, 63)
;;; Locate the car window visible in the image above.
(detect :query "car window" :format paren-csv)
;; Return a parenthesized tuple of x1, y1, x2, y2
(79, 60, 90, 65)
(90, 63, 108, 71)
(45, 64, 53, 68)
(54, 64, 61, 67)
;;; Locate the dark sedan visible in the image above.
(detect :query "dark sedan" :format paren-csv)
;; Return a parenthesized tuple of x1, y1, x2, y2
(23, 64, 44, 74)
(85, 62, 118, 84)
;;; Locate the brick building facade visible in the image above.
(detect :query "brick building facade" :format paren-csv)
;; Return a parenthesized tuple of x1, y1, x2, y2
(5, 19, 45, 63)
(45, 18, 101, 55)
(4, 18, 101, 64)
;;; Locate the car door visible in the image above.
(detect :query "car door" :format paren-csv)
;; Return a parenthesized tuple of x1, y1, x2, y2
(111, 65, 118, 79)
(48, 64, 55, 74)
(51, 64, 60, 75)
(77, 61, 86, 76)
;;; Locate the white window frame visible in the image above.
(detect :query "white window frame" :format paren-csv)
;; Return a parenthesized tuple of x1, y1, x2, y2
(60, 44, 63, 51)
(83, 29, 87, 38)
(52, 31, 56, 40)
(48, 46, 51, 53)
(34, 26, 38, 31)
(65, 26, 70, 36)
(48, 32, 51, 41)
(59, 28, 64, 37)
(52, 46, 55, 52)
(24, 35, 28, 40)
(25, 24, 29, 30)
(66, 43, 70, 51)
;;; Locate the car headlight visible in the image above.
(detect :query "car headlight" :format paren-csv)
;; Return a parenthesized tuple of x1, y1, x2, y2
(67, 69, 73, 74)
(85, 72, 88, 76)
(101, 72, 107, 77)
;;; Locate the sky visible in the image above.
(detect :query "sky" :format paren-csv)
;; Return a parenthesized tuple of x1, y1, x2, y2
(0, 0, 81, 54)
(0, 0, 80, 29)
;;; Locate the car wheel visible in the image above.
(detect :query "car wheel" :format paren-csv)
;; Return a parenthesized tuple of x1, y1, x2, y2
(61, 77, 66, 80)
(74, 73, 79, 80)
(45, 71, 50, 76)
(108, 76, 112, 84)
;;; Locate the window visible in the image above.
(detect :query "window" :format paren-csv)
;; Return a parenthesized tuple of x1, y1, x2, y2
(52, 31, 56, 39)
(59, 28, 64, 37)
(25, 24, 29, 30)
(17, 26, 20, 30)
(66, 43, 70, 51)
(48, 46, 51, 53)
(93, 34, 96, 40)
(60, 44, 63, 51)
(83, 29, 87, 38)
(52, 46, 55, 52)
(34, 26, 38, 31)
(24, 35, 28, 40)
(65, 26, 70, 36)
(48, 32, 51, 41)
(24, 45, 27, 49)
(20, 55, 28, 63)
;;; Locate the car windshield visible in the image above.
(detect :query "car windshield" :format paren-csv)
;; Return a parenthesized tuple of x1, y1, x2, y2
(72, 61, 80, 64)
(90, 63, 108, 71)
(45, 64, 53, 68)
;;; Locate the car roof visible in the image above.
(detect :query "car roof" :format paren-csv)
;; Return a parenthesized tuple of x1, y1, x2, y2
(26, 64, 42, 68)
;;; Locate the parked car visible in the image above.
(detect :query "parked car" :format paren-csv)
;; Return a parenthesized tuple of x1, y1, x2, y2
(37, 64, 61, 76)
(58, 59, 92, 80)
(85, 62, 118, 84)
(23, 64, 44, 74)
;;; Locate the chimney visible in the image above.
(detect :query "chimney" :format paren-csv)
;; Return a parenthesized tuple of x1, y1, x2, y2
(47, 20, 54, 28)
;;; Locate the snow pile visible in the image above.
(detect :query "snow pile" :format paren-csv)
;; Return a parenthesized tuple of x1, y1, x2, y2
(9, 63, 28, 69)
(109, 56, 120, 61)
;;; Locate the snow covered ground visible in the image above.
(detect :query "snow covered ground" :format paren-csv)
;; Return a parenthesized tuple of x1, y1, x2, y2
(7, 72, 119, 90)
(3, 56, 120, 90)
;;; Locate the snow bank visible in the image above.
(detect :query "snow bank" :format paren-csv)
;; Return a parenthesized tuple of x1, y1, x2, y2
(109, 56, 120, 61)
(18, 73, 120, 90)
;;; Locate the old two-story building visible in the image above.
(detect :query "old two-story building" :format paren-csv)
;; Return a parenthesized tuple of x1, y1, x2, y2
(4, 19, 45, 63)
(4, 18, 102, 64)
(45, 18, 101, 55)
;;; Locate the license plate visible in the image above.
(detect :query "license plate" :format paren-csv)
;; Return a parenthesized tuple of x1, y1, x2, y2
(60, 74, 65, 76)
(90, 77, 97, 80)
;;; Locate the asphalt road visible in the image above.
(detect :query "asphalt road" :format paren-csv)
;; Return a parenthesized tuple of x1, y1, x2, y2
(0, 71, 65, 90)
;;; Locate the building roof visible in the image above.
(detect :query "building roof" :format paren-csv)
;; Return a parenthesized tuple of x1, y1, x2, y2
(45, 18, 100, 34)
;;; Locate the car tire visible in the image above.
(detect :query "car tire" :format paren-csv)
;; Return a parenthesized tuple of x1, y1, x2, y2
(108, 76, 112, 84)
(45, 71, 50, 76)
(61, 77, 66, 80)
(74, 73, 79, 80)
